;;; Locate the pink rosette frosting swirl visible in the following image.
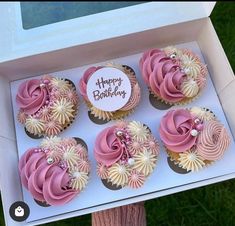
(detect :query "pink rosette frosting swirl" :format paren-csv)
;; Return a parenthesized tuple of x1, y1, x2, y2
(19, 148, 78, 206)
(16, 79, 48, 115)
(159, 109, 197, 152)
(78, 66, 103, 101)
(196, 120, 230, 161)
(139, 49, 186, 103)
(94, 126, 127, 167)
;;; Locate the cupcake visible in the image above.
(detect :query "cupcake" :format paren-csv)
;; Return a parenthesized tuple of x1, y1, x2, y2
(16, 75, 79, 138)
(159, 107, 231, 172)
(139, 46, 207, 106)
(19, 136, 90, 206)
(79, 63, 141, 123)
(94, 120, 159, 189)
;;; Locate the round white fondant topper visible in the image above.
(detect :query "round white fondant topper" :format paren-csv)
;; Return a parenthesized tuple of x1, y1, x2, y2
(87, 67, 132, 112)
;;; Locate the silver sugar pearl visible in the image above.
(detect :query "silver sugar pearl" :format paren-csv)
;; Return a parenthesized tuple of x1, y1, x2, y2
(47, 157, 54, 164)
(40, 83, 46, 88)
(170, 53, 176, 59)
(190, 129, 198, 137)
(194, 118, 200, 124)
(128, 158, 135, 166)
(116, 130, 123, 137)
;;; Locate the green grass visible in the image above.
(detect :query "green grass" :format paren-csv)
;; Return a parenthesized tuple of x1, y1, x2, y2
(1, 2, 235, 226)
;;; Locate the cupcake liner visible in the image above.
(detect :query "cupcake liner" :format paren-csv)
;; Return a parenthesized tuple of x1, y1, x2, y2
(167, 156, 190, 174)
(34, 199, 51, 207)
(101, 179, 122, 190)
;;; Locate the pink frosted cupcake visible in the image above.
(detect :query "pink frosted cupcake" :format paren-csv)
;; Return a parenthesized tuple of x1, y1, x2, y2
(19, 137, 90, 206)
(94, 120, 159, 189)
(159, 107, 231, 172)
(79, 63, 141, 123)
(16, 75, 79, 138)
(139, 46, 207, 106)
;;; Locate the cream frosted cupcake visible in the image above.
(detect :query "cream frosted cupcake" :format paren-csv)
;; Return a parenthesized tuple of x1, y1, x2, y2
(16, 75, 79, 138)
(79, 63, 141, 124)
(19, 136, 90, 206)
(159, 107, 231, 172)
(94, 120, 159, 189)
(139, 46, 207, 106)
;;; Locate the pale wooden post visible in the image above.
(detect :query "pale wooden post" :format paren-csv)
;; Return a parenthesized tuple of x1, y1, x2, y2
(92, 202, 146, 226)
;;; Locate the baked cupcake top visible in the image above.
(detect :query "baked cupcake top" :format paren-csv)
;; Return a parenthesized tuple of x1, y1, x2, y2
(19, 137, 90, 206)
(139, 46, 207, 105)
(16, 75, 79, 138)
(94, 120, 159, 189)
(79, 63, 141, 122)
(159, 107, 231, 172)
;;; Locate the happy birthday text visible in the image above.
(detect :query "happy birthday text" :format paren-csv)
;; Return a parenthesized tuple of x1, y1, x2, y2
(92, 77, 127, 101)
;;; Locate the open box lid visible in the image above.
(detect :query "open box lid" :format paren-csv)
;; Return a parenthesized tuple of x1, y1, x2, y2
(0, 2, 216, 64)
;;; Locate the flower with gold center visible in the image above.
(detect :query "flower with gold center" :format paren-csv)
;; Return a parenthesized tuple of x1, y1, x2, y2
(69, 166, 89, 191)
(51, 77, 71, 92)
(61, 145, 80, 168)
(133, 149, 157, 176)
(108, 163, 130, 187)
(25, 116, 45, 135)
(178, 150, 205, 172)
(40, 136, 62, 150)
(51, 98, 75, 124)
(127, 121, 149, 142)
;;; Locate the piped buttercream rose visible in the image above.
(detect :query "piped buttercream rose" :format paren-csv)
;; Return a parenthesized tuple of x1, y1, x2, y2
(16, 79, 49, 115)
(19, 148, 78, 206)
(94, 126, 127, 167)
(159, 109, 197, 152)
(78, 66, 103, 101)
(139, 49, 186, 103)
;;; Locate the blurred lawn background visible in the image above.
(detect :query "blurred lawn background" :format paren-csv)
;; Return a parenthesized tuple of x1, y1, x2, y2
(0, 2, 235, 226)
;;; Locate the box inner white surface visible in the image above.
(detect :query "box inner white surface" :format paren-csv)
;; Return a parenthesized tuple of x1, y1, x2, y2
(10, 41, 235, 222)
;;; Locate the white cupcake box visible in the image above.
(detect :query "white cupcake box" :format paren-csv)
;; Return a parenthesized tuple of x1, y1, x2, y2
(1, 2, 235, 226)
